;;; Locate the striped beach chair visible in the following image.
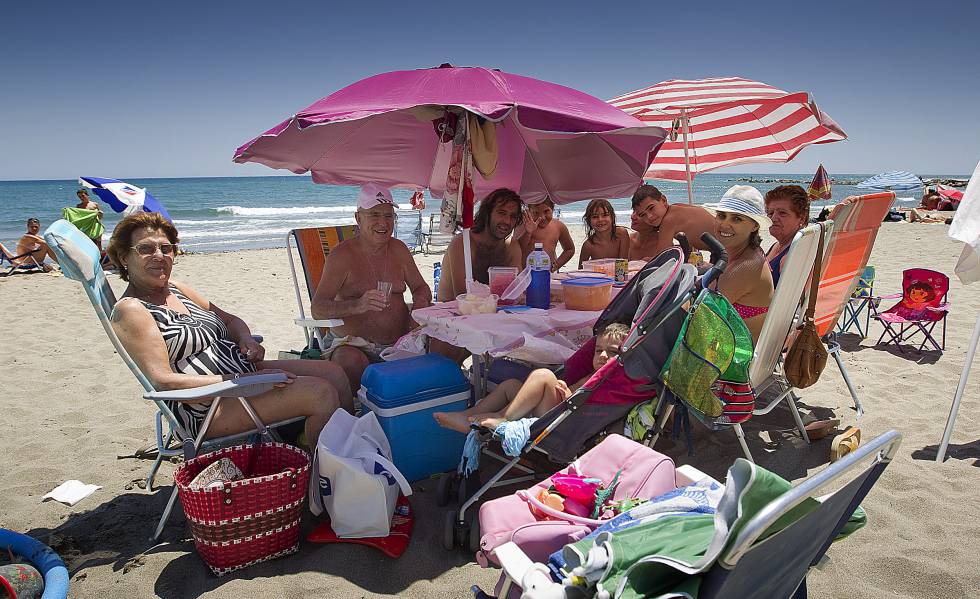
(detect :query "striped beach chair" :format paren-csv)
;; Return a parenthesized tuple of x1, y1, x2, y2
(836, 266, 876, 338)
(812, 192, 896, 416)
(286, 225, 359, 349)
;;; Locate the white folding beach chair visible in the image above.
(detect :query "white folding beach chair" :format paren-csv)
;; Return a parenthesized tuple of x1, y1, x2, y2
(421, 214, 454, 255)
(746, 223, 830, 455)
(44, 220, 303, 541)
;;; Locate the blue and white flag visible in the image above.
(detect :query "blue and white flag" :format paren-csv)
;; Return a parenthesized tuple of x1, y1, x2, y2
(78, 176, 171, 221)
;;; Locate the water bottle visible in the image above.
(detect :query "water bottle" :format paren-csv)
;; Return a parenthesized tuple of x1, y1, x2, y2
(525, 243, 551, 309)
(433, 261, 441, 298)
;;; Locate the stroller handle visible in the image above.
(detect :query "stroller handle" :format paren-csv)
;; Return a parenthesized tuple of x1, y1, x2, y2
(675, 232, 692, 258)
(699, 232, 728, 288)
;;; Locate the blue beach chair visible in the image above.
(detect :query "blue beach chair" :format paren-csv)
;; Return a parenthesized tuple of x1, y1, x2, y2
(44, 220, 302, 541)
(0, 241, 44, 276)
(836, 266, 876, 338)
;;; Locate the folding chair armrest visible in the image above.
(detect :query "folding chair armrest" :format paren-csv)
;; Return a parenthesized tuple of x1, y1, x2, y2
(927, 304, 950, 313)
(675, 464, 721, 487)
(143, 373, 289, 402)
(873, 293, 902, 301)
(295, 317, 344, 328)
(492, 542, 560, 595)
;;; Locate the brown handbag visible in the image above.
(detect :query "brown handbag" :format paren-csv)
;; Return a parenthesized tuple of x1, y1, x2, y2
(784, 223, 829, 388)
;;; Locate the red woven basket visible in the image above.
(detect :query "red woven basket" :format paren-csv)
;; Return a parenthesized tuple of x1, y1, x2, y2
(174, 442, 311, 575)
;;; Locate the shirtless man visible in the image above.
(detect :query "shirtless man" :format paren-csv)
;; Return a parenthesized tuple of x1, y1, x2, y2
(311, 184, 432, 389)
(516, 198, 574, 271)
(14, 218, 59, 272)
(629, 184, 718, 260)
(437, 188, 524, 302)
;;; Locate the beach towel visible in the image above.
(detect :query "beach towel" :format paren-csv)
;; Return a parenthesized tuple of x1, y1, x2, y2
(61, 207, 104, 240)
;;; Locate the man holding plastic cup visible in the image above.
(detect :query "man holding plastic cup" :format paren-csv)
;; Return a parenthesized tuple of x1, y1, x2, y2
(312, 183, 432, 389)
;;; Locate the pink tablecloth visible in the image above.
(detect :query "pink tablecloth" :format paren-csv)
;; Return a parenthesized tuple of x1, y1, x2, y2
(412, 302, 602, 364)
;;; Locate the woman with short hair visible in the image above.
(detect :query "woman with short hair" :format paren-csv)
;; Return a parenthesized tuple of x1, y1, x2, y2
(107, 212, 352, 446)
(764, 185, 810, 288)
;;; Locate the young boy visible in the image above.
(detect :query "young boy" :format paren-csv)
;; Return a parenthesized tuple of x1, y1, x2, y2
(434, 323, 630, 433)
(517, 198, 575, 271)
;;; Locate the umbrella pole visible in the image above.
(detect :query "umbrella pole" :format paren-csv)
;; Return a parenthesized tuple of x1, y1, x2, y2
(681, 110, 694, 205)
(460, 117, 474, 290)
(937, 311, 980, 463)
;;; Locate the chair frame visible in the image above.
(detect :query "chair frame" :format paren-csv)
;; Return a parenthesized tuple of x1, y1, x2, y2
(45, 220, 303, 541)
(285, 226, 353, 350)
(0, 242, 44, 276)
(871, 269, 949, 354)
(836, 266, 876, 339)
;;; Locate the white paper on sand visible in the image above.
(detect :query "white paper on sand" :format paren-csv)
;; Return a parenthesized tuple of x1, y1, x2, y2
(949, 160, 980, 285)
(43, 480, 101, 506)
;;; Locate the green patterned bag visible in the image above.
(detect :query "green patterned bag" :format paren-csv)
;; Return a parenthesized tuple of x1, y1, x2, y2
(660, 289, 754, 427)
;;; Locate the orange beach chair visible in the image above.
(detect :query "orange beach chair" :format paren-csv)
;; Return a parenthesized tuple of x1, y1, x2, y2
(812, 191, 896, 416)
(286, 225, 359, 349)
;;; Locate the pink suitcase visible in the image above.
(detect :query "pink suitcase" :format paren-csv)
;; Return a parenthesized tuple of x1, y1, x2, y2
(476, 434, 678, 566)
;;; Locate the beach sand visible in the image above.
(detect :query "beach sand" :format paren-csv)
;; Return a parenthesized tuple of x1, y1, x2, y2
(1, 221, 978, 598)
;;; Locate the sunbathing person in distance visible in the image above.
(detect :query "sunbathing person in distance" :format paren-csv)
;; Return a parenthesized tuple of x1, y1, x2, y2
(578, 199, 630, 268)
(516, 197, 575, 271)
(311, 183, 432, 390)
(15, 218, 59, 272)
(433, 323, 629, 433)
(108, 212, 353, 447)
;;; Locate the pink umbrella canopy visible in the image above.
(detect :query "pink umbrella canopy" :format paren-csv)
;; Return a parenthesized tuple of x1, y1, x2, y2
(234, 64, 667, 206)
(608, 77, 847, 184)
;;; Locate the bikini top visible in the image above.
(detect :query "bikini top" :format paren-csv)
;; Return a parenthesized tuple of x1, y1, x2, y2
(766, 243, 791, 288)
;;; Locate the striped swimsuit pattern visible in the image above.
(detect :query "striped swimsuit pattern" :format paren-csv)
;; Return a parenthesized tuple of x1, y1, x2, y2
(138, 286, 255, 438)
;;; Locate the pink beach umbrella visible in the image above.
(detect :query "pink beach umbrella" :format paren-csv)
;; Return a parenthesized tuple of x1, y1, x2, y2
(234, 64, 666, 285)
(608, 77, 847, 203)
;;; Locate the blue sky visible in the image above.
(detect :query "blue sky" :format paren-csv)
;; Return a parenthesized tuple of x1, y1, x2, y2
(2, 0, 978, 181)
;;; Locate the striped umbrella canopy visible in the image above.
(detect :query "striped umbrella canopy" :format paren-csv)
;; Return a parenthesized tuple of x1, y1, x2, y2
(608, 77, 847, 203)
(856, 171, 924, 191)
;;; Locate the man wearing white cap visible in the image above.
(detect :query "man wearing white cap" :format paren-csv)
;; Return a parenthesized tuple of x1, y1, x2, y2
(704, 185, 775, 342)
(312, 183, 432, 389)
(629, 184, 719, 260)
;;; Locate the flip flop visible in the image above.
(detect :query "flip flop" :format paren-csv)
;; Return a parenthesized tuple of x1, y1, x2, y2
(831, 427, 861, 462)
(805, 418, 840, 442)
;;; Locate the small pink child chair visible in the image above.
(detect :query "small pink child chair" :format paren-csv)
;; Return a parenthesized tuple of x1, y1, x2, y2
(872, 268, 949, 353)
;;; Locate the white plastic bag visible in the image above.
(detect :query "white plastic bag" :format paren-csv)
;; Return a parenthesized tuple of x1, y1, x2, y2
(308, 410, 412, 538)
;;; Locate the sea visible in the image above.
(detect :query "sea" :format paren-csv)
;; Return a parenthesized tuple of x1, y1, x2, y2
(0, 174, 959, 254)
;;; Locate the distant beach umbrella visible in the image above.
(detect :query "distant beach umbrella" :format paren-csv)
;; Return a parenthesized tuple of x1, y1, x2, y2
(234, 64, 666, 287)
(608, 77, 847, 203)
(78, 177, 172, 221)
(807, 164, 833, 201)
(856, 171, 924, 191)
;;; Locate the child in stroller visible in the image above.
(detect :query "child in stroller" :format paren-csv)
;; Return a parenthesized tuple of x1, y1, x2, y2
(433, 323, 631, 433)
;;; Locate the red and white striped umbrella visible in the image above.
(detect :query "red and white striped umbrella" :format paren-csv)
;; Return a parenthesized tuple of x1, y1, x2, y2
(609, 77, 846, 202)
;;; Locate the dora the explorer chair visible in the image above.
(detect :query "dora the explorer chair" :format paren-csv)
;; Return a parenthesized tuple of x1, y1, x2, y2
(285, 225, 358, 350)
(44, 219, 299, 541)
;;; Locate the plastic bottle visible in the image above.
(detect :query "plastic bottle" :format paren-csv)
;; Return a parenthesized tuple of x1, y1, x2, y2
(525, 243, 551, 309)
(433, 262, 441, 298)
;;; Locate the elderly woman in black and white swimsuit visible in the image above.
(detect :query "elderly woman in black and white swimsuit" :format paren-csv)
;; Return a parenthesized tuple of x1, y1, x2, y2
(107, 212, 353, 445)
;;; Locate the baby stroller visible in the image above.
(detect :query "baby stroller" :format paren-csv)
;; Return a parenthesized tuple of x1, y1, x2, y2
(440, 235, 730, 552)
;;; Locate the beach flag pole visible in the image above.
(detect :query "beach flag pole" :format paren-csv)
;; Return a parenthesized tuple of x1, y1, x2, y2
(937, 158, 980, 463)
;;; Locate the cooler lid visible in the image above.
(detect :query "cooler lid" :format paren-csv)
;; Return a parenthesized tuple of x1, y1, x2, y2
(360, 353, 469, 408)
(562, 276, 614, 287)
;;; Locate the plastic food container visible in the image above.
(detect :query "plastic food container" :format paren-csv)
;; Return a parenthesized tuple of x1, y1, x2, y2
(561, 277, 614, 311)
(489, 266, 520, 305)
(582, 259, 618, 278)
(457, 293, 499, 315)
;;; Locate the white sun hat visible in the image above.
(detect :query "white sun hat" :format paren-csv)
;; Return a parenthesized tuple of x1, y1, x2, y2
(706, 185, 772, 229)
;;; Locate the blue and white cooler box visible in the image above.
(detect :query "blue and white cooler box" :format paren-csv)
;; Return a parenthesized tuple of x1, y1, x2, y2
(357, 354, 470, 482)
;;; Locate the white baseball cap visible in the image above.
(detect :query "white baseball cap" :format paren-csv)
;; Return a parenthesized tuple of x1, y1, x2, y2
(706, 185, 772, 229)
(357, 183, 395, 211)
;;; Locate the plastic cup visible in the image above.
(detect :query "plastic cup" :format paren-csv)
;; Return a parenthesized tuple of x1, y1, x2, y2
(377, 281, 392, 306)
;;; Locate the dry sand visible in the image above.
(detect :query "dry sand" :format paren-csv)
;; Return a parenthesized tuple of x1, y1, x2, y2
(1, 221, 978, 598)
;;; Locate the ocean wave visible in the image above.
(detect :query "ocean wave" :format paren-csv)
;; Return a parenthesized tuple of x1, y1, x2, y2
(215, 204, 414, 216)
